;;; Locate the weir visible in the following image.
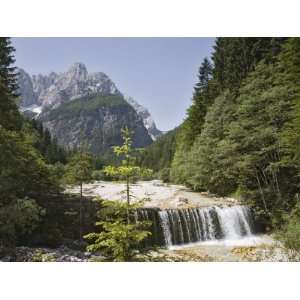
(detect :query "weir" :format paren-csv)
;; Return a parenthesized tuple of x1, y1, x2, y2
(136, 205, 256, 247)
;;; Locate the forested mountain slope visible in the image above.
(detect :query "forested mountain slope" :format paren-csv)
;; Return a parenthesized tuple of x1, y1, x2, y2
(39, 94, 153, 157)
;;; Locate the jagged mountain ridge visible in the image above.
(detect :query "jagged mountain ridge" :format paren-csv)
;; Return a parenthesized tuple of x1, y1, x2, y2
(18, 63, 162, 140)
(125, 96, 163, 140)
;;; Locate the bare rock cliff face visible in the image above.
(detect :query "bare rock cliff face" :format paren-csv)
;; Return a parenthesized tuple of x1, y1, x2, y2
(125, 96, 162, 140)
(17, 68, 37, 107)
(39, 94, 153, 156)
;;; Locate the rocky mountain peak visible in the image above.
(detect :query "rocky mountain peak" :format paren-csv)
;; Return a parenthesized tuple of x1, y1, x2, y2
(17, 68, 37, 107)
(18, 64, 162, 140)
(66, 62, 88, 81)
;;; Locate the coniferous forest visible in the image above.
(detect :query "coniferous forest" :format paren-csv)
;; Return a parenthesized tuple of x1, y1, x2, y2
(140, 37, 300, 253)
(2, 37, 300, 261)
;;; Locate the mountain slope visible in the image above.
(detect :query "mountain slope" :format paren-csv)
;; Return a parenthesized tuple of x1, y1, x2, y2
(39, 94, 153, 156)
(125, 96, 162, 140)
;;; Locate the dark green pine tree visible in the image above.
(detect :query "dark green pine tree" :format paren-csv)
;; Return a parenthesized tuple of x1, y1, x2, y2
(0, 38, 59, 253)
(212, 37, 287, 93)
(0, 38, 22, 131)
(0, 38, 18, 95)
(183, 57, 213, 147)
(279, 38, 300, 168)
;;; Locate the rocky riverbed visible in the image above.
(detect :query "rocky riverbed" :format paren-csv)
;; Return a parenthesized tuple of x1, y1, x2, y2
(140, 235, 300, 262)
(2, 237, 298, 262)
(0, 246, 105, 262)
(67, 180, 238, 209)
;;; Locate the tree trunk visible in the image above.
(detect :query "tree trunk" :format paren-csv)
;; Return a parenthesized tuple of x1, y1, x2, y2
(80, 182, 83, 242)
(255, 171, 269, 214)
(126, 176, 130, 224)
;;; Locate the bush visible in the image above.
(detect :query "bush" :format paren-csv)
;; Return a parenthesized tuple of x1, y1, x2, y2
(92, 170, 113, 181)
(0, 198, 45, 251)
(84, 199, 151, 261)
(275, 202, 300, 251)
(158, 168, 171, 183)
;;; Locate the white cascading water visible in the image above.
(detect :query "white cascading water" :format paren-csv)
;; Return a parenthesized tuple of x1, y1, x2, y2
(158, 210, 173, 246)
(156, 205, 255, 247)
(214, 205, 252, 239)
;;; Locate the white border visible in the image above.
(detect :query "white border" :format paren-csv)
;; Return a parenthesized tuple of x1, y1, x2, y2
(0, 262, 299, 299)
(1, 0, 300, 37)
(1, 1, 300, 299)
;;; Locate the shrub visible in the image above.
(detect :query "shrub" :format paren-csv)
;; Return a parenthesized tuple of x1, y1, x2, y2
(84, 199, 151, 261)
(158, 168, 171, 183)
(275, 202, 300, 251)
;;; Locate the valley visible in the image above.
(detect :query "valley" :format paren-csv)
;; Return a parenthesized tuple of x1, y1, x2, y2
(2, 37, 300, 262)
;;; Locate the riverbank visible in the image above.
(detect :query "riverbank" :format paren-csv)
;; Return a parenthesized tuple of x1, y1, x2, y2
(139, 235, 300, 262)
(2, 235, 299, 262)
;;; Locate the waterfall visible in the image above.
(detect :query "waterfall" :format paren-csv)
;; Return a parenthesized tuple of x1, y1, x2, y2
(136, 205, 256, 247)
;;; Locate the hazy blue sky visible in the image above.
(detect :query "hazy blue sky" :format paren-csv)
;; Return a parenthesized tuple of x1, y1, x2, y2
(12, 38, 215, 131)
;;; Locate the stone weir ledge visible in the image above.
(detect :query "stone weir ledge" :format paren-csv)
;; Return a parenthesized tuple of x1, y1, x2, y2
(66, 180, 238, 209)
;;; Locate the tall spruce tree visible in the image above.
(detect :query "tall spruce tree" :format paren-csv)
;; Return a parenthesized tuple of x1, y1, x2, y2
(182, 57, 214, 148)
(0, 38, 21, 131)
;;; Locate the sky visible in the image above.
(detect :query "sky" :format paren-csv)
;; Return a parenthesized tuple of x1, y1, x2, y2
(12, 38, 215, 131)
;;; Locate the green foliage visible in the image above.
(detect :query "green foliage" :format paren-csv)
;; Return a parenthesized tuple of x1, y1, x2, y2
(0, 198, 44, 250)
(64, 152, 93, 188)
(0, 127, 58, 201)
(275, 201, 300, 251)
(0, 38, 22, 131)
(170, 37, 300, 229)
(0, 38, 61, 252)
(182, 58, 215, 148)
(29, 119, 68, 164)
(104, 128, 152, 204)
(84, 199, 151, 261)
(212, 37, 286, 92)
(86, 129, 152, 261)
(139, 128, 178, 172)
(157, 168, 171, 183)
(0, 38, 18, 95)
(92, 170, 112, 181)
(43, 94, 129, 122)
(49, 162, 65, 182)
(179, 91, 237, 193)
(31, 249, 56, 262)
